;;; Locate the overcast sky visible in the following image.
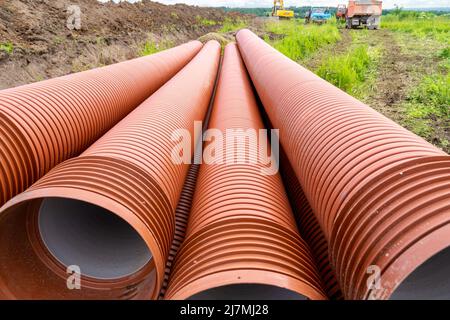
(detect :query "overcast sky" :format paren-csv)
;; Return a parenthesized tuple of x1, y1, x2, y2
(148, 1, 449, 9)
(102, 1, 449, 9)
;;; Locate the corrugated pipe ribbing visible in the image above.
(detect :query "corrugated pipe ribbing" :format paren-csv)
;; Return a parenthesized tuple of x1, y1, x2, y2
(159, 55, 222, 299)
(164, 43, 327, 300)
(0, 40, 202, 207)
(236, 29, 450, 300)
(279, 149, 343, 300)
(158, 162, 201, 299)
(0, 40, 221, 299)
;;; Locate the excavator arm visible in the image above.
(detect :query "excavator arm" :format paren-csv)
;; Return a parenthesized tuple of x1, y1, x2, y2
(272, 0, 294, 18)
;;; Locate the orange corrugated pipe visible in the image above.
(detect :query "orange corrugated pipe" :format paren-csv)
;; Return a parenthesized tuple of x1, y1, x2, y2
(236, 29, 450, 300)
(0, 41, 202, 207)
(279, 149, 343, 300)
(164, 43, 327, 300)
(0, 40, 221, 299)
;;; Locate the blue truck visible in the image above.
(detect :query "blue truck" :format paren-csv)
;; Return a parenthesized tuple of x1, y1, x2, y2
(305, 7, 332, 24)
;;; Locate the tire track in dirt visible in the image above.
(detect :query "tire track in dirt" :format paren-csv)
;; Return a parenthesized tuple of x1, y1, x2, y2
(365, 30, 449, 153)
(363, 29, 414, 122)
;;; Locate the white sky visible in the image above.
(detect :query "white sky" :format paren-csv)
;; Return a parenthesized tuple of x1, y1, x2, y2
(150, 1, 449, 9)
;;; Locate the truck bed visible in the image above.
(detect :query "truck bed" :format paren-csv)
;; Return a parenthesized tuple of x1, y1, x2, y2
(347, 0, 382, 17)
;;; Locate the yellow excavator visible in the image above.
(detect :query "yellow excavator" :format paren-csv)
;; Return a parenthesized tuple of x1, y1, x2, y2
(272, 0, 295, 19)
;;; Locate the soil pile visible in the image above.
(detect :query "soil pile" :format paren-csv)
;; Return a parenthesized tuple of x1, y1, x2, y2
(0, 0, 233, 89)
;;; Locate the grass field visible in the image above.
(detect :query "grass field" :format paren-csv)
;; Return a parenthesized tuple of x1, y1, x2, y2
(263, 20, 378, 98)
(263, 13, 449, 152)
(219, 17, 247, 33)
(316, 44, 379, 97)
(381, 12, 449, 150)
(264, 19, 341, 61)
(381, 12, 450, 42)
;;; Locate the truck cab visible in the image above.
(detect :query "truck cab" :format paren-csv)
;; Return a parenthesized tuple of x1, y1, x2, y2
(336, 4, 347, 20)
(305, 7, 332, 24)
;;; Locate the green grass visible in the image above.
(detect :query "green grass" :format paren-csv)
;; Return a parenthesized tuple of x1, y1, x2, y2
(316, 45, 377, 96)
(139, 39, 173, 56)
(439, 47, 450, 59)
(406, 73, 450, 118)
(403, 72, 449, 148)
(0, 42, 13, 54)
(264, 19, 341, 61)
(438, 52, 450, 73)
(196, 15, 217, 26)
(219, 18, 247, 33)
(381, 13, 450, 42)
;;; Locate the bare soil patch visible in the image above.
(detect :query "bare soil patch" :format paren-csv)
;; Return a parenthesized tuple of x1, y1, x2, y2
(0, 0, 242, 89)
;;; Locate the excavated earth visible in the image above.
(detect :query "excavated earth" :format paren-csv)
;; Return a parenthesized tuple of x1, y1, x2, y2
(0, 0, 240, 89)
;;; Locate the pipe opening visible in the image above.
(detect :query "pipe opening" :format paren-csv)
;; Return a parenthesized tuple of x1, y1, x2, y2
(187, 284, 307, 300)
(390, 246, 450, 300)
(38, 197, 152, 280)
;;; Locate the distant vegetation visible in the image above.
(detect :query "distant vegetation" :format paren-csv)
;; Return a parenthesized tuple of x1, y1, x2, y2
(196, 15, 218, 26)
(219, 17, 247, 33)
(382, 10, 450, 41)
(383, 7, 450, 16)
(221, 6, 449, 18)
(221, 6, 319, 18)
(264, 19, 340, 61)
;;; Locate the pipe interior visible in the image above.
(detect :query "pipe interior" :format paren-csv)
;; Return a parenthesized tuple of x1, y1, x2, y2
(390, 246, 450, 300)
(188, 284, 307, 300)
(38, 197, 152, 280)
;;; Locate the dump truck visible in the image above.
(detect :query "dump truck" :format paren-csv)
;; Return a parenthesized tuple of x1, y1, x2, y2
(305, 7, 332, 24)
(336, 4, 347, 20)
(344, 0, 382, 29)
(272, 0, 295, 19)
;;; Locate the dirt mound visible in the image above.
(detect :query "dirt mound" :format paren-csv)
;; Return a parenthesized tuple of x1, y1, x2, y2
(0, 0, 239, 89)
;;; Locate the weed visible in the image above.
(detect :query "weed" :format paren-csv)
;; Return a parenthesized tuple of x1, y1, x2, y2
(439, 47, 450, 59)
(34, 74, 45, 82)
(139, 39, 173, 56)
(219, 18, 246, 33)
(407, 73, 450, 118)
(350, 28, 369, 41)
(196, 15, 217, 26)
(0, 42, 13, 55)
(402, 72, 449, 148)
(265, 19, 341, 61)
(438, 59, 450, 73)
(161, 24, 177, 34)
(53, 36, 64, 45)
(316, 45, 376, 95)
(96, 37, 106, 46)
(171, 12, 178, 19)
(381, 13, 450, 42)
